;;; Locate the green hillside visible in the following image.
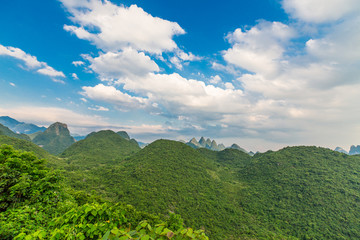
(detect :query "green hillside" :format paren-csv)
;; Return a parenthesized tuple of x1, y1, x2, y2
(32, 122, 75, 155)
(0, 135, 53, 159)
(0, 145, 208, 240)
(238, 146, 360, 239)
(83, 140, 278, 239)
(0, 123, 31, 141)
(60, 130, 140, 168)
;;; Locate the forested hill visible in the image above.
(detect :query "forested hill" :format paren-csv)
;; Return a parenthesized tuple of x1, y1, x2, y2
(60, 130, 140, 169)
(238, 146, 360, 239)
(0, 123, 31, 141)
(1, 133, 360, 239)
(0, 145, 209, 240)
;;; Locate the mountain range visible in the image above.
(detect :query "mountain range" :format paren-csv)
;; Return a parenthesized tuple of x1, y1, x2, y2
(335, 145, 360, 155)
(186, 136, 255, 155)
(0, 116, 46, 134)
(1, 116, 360, 239)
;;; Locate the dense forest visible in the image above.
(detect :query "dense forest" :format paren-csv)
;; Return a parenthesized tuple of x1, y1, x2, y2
(1, 125, 360, 239)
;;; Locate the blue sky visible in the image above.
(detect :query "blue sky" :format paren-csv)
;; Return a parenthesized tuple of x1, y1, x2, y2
(1, 0, 360, 151)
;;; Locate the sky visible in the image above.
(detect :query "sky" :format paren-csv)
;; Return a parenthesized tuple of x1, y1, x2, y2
(1, 0, 360, 152)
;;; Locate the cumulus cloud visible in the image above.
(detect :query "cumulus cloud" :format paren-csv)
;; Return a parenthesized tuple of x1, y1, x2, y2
(60, 0, 185, 54)
(282, 0, 360, 23)
(37, 65, 65, 78)
(56, 0, 360, 149)
(84, 48, 159, 80)
(223, 21, 295, 77)
(213, 2, 360, 148)
(81, 84, 149, 111)
(0, 44, 65, 80)
(72, 73, 79, 79)
(209, 75, 222, 84)
(72, 60, 85, 66)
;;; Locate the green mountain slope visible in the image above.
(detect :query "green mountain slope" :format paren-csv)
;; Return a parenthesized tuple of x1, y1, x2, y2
(60, 130, 140, 168)
(86, 140, 275, 239)
(0, 145, 208, 240)
(33, 122, 75, 155)
(0, 123, 31, 141)
(238, 146, 360, 239)
(0, 135, 51, 159)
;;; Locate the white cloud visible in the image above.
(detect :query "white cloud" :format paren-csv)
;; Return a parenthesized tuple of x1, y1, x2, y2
(211, 62, 241, 76)
(209, 75, 221, 84)
(72, 60, 85, 66)
(169, 50, 202, 70)
(60, 0, 185, 54)
(37, 65, 65, 78)
(9, 82, 16, 87)
(0, 44, 42, 68)
(72, 73, 79, 79)
(223, 21, 295, 77)
(80, 97, 87, 102)
(84, 48, 159, 80)
(88, 105, 109, 111)
(0, 44, 66, 80)
(169, 56, 183, 70)
(224, 82, 235, 90)
(81, 84, 149, 111)
(282, 0, 360, 23)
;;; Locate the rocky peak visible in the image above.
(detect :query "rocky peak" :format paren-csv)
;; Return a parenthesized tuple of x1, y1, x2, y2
(205, 138, 212, 147)
(117, 131, 130, 140)
(211, 140, 218, 148)
(46, 122, 70, 136)
(334, 147, 348, 154)
(349, 145, 360, 155)
(199, 137, 206, 147)
(190, 137, 199, 144)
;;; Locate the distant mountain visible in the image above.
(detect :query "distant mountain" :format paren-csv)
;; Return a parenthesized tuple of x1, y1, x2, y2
(187, 137, 248, 153)
(349, 145, 360, 155)
(334, 147, 348, 154)
(334, 145, 360, 155)
(32, 122, 75, 155)
(71, 134, 86, 141)
(229, 143, 247, 153)
(117, 131, 130, 140)
(0, 123, 31, 141)
(187, 137, 226, 151)
(0, 116, 46, 134)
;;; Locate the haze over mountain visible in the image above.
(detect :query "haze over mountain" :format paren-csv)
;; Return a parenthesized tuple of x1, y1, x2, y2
(335, 145, 360, 155)
(0, 123, 31, 141)
(0, 116, 46, 134)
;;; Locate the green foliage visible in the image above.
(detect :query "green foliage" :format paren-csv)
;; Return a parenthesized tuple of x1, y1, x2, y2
(57, 139, 277, 239)
(238, 146, 360, 239)
(0, 135, 55, 160)
(0, 144, 208, 240)
(0, 145, 61, 212)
